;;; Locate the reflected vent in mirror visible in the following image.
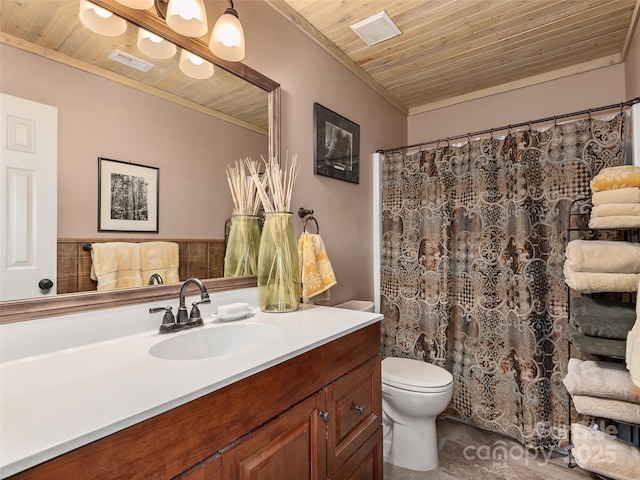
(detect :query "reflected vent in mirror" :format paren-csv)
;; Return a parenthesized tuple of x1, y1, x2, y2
(108, 49, 154, 72)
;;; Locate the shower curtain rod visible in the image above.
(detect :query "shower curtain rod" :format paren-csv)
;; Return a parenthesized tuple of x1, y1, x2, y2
(377, 97, 640, 154)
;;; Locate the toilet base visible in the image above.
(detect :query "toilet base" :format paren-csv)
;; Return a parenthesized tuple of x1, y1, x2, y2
(383, 418, 439, 471)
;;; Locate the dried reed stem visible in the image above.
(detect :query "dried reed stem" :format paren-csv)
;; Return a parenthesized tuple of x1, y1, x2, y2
(226, 157, 266, 215)
(249, 154, 299, 212)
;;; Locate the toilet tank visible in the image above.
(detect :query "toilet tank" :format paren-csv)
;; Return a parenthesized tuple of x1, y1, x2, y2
(334, 300, 374, 312)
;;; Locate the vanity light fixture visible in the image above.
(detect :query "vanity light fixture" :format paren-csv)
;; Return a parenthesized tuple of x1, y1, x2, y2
(165, 0, 208, 37)
(137, 28, 177, 59)
(79, 0, 127, 36)
(179, 49, 214, 79)
(113, 0, 154, 8)
(209, 0, 245, 62)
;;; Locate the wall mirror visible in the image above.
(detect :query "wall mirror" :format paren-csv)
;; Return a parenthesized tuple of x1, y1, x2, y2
(0, 0, 280, 322)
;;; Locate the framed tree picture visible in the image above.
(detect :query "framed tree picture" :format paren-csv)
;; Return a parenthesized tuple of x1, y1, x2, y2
(98, 157, 159, 232)
(313, 103, 360, 184)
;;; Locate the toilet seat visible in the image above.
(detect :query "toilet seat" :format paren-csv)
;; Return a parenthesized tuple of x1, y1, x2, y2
(382, 357, 453, 393)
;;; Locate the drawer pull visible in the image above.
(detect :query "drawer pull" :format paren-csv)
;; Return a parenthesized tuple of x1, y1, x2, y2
(353, 404, 365, 415)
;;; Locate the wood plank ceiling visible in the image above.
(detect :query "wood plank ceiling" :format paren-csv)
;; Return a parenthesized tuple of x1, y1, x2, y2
(270, 0, 640, 115)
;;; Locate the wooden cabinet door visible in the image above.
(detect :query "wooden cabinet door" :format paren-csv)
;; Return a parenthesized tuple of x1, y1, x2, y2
(172, 454, 221, 480)
(325, 355, 381, 475)
(222, 391, 327, 479)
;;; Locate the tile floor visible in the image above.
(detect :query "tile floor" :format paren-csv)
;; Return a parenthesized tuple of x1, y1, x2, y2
(383, 419, 600, 480)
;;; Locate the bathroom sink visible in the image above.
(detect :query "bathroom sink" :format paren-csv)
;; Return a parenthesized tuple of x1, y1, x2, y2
(149, 323, 281, 360)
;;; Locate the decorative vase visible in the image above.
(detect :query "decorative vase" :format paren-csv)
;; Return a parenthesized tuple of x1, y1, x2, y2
(224, 215, 261, 277)
(257, 211, 301, 312)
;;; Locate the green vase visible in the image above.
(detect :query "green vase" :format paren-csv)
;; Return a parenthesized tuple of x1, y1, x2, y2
(257, 212, 301, 312)
(224, 215, 261, 277)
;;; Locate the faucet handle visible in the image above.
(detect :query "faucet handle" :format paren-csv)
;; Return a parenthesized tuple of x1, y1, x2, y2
(150, 305, 182, 334)
(186, 298, 210, 328)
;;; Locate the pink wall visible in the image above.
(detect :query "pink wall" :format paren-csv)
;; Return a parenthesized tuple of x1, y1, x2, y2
(625, 22, 640, 99)
(407, 65, 627, 145)
(238, 1, 407, 305)
(1, 44, 267, 240)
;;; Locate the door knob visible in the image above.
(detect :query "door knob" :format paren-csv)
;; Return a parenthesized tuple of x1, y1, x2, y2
(38, 278, 54, 290)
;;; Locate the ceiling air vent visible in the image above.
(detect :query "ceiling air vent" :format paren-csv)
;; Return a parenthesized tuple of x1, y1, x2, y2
(350, 11, 401, 46)
(108, 49, 154, 72)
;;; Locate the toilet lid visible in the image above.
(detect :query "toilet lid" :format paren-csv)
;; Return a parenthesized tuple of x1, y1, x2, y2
(382, 357, 453, 390)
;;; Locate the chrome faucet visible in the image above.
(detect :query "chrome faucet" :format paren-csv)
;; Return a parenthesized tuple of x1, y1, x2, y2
(149, 278, 210, 334)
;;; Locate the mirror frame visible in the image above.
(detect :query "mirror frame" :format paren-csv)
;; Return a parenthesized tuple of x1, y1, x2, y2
(0, 0, 280, 324)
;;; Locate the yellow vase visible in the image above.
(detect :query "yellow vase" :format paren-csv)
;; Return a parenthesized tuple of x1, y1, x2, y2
(257, 212, 301, 312)
(224, 215, 261, 277)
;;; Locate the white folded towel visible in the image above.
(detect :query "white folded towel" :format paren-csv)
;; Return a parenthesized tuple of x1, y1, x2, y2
(592, 187, 640, 205)
(563, 263, 640, 293)
(571, 395, 640, 425)
(589, 216, 640, 229)
(563, 358, 640, 403)
(565, 240, 640, 273)
(627, 290, 640, 388)
(571, 423, 640, 480)
(591, 203, 640, 217)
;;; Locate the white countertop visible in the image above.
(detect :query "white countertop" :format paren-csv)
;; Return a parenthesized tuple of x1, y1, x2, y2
(0, 296, 381, 478)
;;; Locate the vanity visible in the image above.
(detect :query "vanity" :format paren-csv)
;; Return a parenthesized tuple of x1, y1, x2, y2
(0, 288, 383, 479)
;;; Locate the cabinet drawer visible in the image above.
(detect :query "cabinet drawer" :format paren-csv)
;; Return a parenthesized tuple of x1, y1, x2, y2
(329, 427, 382, 480)
(326, 355, 381, 474)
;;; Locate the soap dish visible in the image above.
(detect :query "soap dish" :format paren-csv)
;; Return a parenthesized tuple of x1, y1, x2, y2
(215, 303, 253, 322)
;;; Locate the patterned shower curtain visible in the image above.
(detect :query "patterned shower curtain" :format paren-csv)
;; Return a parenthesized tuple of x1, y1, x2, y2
(380, 113, 627, 449)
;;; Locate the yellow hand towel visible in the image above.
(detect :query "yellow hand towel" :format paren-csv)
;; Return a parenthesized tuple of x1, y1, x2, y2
(298, 232, 337, 304)
(140, 241, 180, 284)
(90, 242, 143, 291)
(591, 165, 640, 192)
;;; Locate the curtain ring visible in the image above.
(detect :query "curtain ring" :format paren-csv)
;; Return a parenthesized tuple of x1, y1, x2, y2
(446, 138, 450, 148)
(489, 128, 494, 140)
(553, 116, 557, 128)
(588, 109, 592, 121)
(528, 121, 532, 133)
(436, 139, 440, 149)
(507, 125, 513, 135)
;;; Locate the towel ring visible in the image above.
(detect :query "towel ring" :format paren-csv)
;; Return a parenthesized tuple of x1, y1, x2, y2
(304, 216, 319, 234)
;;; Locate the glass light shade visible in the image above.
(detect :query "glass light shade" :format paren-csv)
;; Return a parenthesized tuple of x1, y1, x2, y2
(209, 9, 245, 62)
(78, 0, 127, 37)
(166, 0, 208, 37)
(114, 0, 154, 8)
(179, 49, 214, 79)
(137, 28, 177, 59)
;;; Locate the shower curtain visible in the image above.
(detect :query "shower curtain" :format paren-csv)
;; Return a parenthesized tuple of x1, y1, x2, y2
(380, 113, 627, 449)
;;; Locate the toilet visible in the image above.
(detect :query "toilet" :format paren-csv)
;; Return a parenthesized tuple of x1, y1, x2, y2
(381, 357, 453, 471)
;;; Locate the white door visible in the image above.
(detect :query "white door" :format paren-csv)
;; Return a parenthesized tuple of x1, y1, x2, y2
(0, 93, 58, 300)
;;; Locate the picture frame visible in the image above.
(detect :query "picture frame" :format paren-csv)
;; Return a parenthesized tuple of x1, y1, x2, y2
(98, 157, 159, 232)
(313, 103, 360, 184)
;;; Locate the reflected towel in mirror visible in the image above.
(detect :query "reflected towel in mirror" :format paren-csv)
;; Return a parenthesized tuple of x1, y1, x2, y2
(90, 242, 144, 291)
(140, 242, 180, 284)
